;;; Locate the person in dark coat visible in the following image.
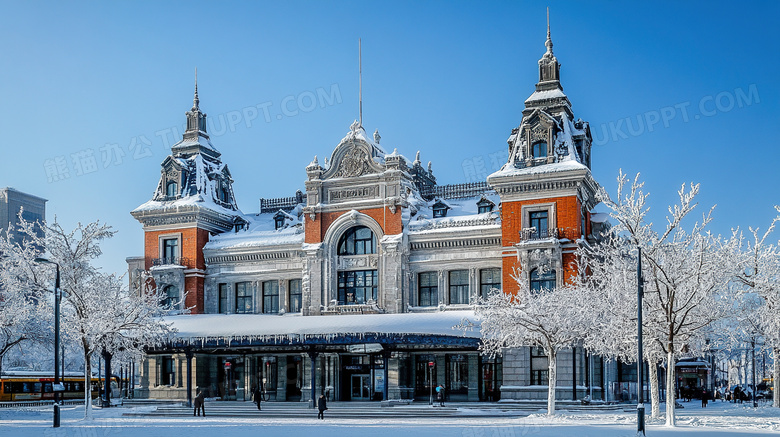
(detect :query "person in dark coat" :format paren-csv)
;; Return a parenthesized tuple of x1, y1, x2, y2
(317, 394, 327, 419)
(193, 389, 205, 417)
(253, 386, 262, 410)
(701, 388, 709, 407)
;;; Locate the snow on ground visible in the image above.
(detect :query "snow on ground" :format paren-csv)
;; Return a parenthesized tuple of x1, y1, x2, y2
(2, 400, 779, 437)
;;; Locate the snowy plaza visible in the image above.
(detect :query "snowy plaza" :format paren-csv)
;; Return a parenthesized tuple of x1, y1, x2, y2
(2, 400, 780, 437)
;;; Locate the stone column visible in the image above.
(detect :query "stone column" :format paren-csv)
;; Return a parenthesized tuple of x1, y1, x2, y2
(467, 353, 479, 401)
(304, 245, 323, 315)
(276, 356, 287, 401)
(380, 238, 403, 312)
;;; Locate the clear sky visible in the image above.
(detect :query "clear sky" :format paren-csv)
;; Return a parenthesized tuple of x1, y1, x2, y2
(1, 1, 778, 277)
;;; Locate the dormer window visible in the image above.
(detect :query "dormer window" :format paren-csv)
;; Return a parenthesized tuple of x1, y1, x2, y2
(273, 210, 288, 230)
(218, 186, 228, 203)
(432, 200, 450, 218)
(532, 141, 547, 159)
(477, 197, 495, 214)
(166, 181, 178, 198)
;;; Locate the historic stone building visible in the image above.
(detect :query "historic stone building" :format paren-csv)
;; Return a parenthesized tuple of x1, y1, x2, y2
(130, 25, 623, 404)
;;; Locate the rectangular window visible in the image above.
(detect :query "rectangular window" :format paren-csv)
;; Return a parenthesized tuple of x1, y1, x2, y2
(235, 282, 252, 314)
(479, 268, 501, 298)
(418, 272, 438, 307)
(218, 283, 228, 314)
(161, 356, 176, 386)
(529, 211, 548, 239)
(530, 346, 548, 386)
(289, 279, 302, 313)
(448, 270, 469, 304)
(262, 281, 279, 314)
(162, 238, 178, 262)
(337, 270, 377, 305)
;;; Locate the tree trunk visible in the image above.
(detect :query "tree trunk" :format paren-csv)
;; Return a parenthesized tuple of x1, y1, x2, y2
(547, 348, 557, 415)
(648, 358, 660, 418)
(774, 347, 780, 409)
(665, 350, 676, 427)
(84, 354, 93, 420)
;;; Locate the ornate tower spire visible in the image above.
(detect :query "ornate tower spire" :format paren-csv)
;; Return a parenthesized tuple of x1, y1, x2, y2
(545, 7, 553, 55)
(537, 8, 561, 87)
(193, 67, 200, 111)
(185, 68, 209, 139)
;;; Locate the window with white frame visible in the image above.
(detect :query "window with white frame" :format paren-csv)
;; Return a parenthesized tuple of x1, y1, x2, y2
(262, 280, 279, 314)
(449, 270, 469, 304)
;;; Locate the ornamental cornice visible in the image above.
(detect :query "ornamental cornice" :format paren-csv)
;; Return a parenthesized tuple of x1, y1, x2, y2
(410, 236, 501, 251)
(205, 250, 303, 265)
(408, 214, 500, 232)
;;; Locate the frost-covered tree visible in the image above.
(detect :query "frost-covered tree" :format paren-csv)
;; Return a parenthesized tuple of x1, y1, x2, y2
(13, 217, 174, 419)
(592, 172, 736, 426)
(463, 268, 585, 415)
(732, 208, 780, 408)
(0, 223, 51, 373)
(577, 233, 668, 419)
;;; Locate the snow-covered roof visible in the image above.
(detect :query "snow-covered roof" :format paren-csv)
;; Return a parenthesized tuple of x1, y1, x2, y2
(408, 193, 501, 231)
(525, 88, 568, 103)
(489, 159, 588, 179)
(171, 132, 218, 152)
(166, 311, 480, 340)
(204, 209, 304, 250)
(132, 194, 239, 217)
(133, 154, 240, 217)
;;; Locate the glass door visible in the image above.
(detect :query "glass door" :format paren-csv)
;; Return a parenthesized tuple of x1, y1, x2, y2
(351, 374, 370, 400)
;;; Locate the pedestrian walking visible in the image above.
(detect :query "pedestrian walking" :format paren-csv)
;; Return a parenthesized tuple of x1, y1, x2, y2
(253, 386, 262, 411)
(193, 389, 205, 417)
(317, 394, 328, 419)
(701, 388, 709, 408)
(436, 384, 445, 407)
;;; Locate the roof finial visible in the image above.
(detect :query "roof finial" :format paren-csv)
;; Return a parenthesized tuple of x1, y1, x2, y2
(193, 67, 200, 110)
(545, 7, 553, 55)
(359, 38, 363, 128)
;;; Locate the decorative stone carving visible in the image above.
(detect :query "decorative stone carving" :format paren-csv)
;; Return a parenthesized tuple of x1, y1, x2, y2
(336, 145, 371, 178)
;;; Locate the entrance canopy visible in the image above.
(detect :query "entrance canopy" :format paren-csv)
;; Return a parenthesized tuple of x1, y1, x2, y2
(151, 310, 481, 352)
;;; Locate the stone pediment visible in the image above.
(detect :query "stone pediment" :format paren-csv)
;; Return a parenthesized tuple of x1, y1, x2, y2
(321, 126, 385, 181)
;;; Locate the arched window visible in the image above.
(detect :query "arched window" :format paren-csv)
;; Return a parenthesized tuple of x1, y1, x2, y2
(337, 226, 376, 255)
(530, 268, 556, 292)
(161, 285, 179, 308)
(532, 141, 547, 159)
(166, 181, 178, 198)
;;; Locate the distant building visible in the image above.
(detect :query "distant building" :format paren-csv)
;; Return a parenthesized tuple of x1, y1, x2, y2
(0, 187, 46, 245)
(130, 22, 625, 404)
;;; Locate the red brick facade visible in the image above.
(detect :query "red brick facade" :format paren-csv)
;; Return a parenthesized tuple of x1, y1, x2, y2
(500, 196, 587, 295)
(304, 206, 403, 244)
(143, 226, 210, 314)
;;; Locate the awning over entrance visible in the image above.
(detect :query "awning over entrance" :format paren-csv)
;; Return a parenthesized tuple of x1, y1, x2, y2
(151, 310, 481, 351)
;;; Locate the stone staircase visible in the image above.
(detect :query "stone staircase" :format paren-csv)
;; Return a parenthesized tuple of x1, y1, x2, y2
(121, 400, 624, 419)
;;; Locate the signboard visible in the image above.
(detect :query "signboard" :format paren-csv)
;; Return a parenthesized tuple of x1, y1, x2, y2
(347, 344, 384, 354)
(344, 365, 368, 372)
(374, 373, 385, 394)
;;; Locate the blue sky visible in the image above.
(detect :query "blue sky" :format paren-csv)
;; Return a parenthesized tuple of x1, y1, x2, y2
(1, 1, 778, 276)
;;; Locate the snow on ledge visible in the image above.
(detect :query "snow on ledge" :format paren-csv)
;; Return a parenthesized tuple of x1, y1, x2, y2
(166, 310, 480, 340)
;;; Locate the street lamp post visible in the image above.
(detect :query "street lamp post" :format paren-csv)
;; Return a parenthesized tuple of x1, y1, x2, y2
(34, 257, 62, 428)
(636, 247, 646, 436)
(428, 361, 434, 406)
(752, 337, 758, 408)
